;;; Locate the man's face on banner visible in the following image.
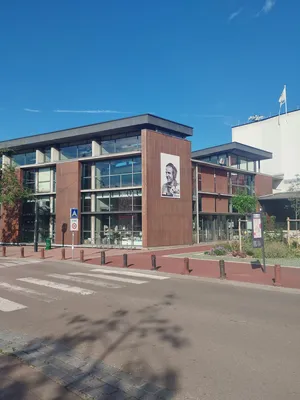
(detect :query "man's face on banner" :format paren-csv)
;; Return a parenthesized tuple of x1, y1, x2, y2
(166, 166, 174, 183)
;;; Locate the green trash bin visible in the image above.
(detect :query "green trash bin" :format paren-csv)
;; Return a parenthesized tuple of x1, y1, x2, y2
(45, 238, 51, 250)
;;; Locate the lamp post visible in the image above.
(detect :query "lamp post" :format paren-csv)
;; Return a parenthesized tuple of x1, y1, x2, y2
(33, 198, 39, 252)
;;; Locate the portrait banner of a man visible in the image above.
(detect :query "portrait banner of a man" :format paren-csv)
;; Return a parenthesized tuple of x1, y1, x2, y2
(160, 153, 180, 198)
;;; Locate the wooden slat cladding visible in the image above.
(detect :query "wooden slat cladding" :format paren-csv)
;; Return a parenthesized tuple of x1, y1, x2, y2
(216, 198, 229, 213)
(202, 195, 216, 213)
(56, 161, 81, 245)
(200, 166, 214, 192)
(142, 129, 192, 247)
(215, 169, 228, 194)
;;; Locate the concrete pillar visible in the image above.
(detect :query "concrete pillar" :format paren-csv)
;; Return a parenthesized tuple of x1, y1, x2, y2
(92, 140, 101, 157)
(51, 147, 59, 162)
(36, 150, 44, 164)
(91, 164, 95, 190)
(2, 154, 11, 166)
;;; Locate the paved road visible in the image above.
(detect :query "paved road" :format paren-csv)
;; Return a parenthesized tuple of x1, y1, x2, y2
(0, 259, 300, 399)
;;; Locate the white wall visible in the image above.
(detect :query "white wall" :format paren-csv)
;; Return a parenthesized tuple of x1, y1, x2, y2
(232, 110, 300, 191)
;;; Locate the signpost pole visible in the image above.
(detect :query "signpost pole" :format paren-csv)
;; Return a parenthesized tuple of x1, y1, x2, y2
(261, 212, 266, 273)
(72, 232, 74, 260)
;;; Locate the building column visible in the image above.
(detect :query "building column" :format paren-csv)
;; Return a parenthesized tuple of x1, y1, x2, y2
(36, 150, 44, 164)
(51, 147, 59, 162)
(92, 141, 101, 157)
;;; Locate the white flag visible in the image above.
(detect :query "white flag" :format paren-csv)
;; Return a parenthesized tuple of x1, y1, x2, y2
(279, 86, 286, 107)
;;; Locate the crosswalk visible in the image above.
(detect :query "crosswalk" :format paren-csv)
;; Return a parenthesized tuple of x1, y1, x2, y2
(0, 258, 42, 269)
(0, 267, 170, 313)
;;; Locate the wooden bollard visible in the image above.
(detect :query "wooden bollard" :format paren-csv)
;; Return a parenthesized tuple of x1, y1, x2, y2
(123, 253, 128, 268)
(2, 246, 6, 257)
(80, 250, 84, 263)
(40, 248, 45, 259)
(100, 251, 106, 265)
(20, 247, 25, 258)
(219, 259, 226, 279)
(274, 264, 282, 287)
(61, 248, 66, 260)
(183, 257, 192, 274)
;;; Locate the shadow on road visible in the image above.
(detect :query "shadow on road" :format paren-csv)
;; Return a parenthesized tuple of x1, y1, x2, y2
(0, 293, 189, 399)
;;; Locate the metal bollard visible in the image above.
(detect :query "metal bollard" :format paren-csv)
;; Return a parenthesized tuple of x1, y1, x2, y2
(40, 248, 45, 259)
(61, 248, 66, 260)
(80, 250, 84, 263)
(151, 254, 157, 270)
(2, 246, 6, 257)
(219, 259, 226, 279)
(123, 253, 128, 268)
(20, 247, 25, 258)
(274, 264, 282, 287)
(100, 251, 106, 265)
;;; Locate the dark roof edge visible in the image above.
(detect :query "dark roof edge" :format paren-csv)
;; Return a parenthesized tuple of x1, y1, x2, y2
(192, 141, 272, 159)
(0, 114, 193, 149)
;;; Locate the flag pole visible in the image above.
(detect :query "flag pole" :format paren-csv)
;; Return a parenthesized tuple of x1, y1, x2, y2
(285, 85, 288, 115)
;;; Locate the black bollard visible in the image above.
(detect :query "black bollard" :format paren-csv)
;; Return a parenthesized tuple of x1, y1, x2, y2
(100, 251, 106, 265)
(219, 259, 226, 279)
(123, 253, 128, 268)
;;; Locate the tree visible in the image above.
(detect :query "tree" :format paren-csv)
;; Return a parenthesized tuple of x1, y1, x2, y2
(0, 164, 31, 206)
(288, 174, 300, 220)
(232, 191, 257, 215)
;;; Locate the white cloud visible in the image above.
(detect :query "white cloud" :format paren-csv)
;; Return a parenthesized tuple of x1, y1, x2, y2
(24, 108, 41, 113)
(53, 109, 132, 114)
(228, 8, 243, 22)
(257, 0, 276, 16)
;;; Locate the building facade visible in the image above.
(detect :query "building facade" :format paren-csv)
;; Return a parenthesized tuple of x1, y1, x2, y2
(0, 115, 273, 247)
(232, 109, 300, 192)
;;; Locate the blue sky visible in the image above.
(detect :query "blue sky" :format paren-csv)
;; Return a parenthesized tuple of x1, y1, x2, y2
(0, 0, 299, 150)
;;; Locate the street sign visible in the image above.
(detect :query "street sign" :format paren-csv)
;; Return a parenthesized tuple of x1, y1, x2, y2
(252, 212, 266, 273)
(252, 213, 263, 248)
(70, 208, 79, 218)
(70, 218, 79, 231)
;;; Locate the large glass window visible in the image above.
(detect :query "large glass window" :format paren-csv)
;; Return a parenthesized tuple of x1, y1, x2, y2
(231, 173, 254, 195)
(60, 142, 92, 160)
(95, 192, 110, 212)
(44, 148, 51, 163)
(23, 170, 36, 191)
(82, 193, 92, 212)
(12, 151, 36, 166)
(101, 135, 141, 155)
(38, 168, 51, 193)
(82, 164, 92, 190)
(91, 156, 141, 189)
(92, 189, 142, 212)
(82, 215, 92, 242)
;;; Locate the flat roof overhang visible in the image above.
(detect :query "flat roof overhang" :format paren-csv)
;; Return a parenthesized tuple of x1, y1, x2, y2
(0, 114, 193, 152)
(192, 142, 272, 161)
(259, 191, 300, 201)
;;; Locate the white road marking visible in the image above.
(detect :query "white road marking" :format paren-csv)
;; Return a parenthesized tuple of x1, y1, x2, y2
(0, 259, 42, 268)
(17, 278, 95, 295)
(0, 296, 27, 312)
(0, 282, 57, 303)
(69, 272, 147, 285)
(48, 274, 122, 289)
(90, 268, 169, 280)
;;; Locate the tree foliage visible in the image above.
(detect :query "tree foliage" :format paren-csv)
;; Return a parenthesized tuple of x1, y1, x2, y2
(288, 174, 300, 219)
(0, 165, 31, 207)
(232, 191, 257, 215)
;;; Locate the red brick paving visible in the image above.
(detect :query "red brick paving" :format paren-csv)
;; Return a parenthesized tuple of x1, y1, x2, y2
(85, 249, 300, 290)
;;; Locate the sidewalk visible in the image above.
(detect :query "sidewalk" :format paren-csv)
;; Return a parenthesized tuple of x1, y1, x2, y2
(0, 354, 79, 400)
(0, 330, 173, 400)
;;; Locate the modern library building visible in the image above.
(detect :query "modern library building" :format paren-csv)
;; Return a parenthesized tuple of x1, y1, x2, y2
(0, 114, 273, 248)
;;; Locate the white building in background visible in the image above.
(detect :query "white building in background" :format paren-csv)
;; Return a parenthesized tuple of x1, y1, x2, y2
(232, 109, 300, 192)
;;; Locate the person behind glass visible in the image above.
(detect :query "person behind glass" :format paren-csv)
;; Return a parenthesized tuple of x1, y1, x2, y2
(161, 163, 180, 197)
